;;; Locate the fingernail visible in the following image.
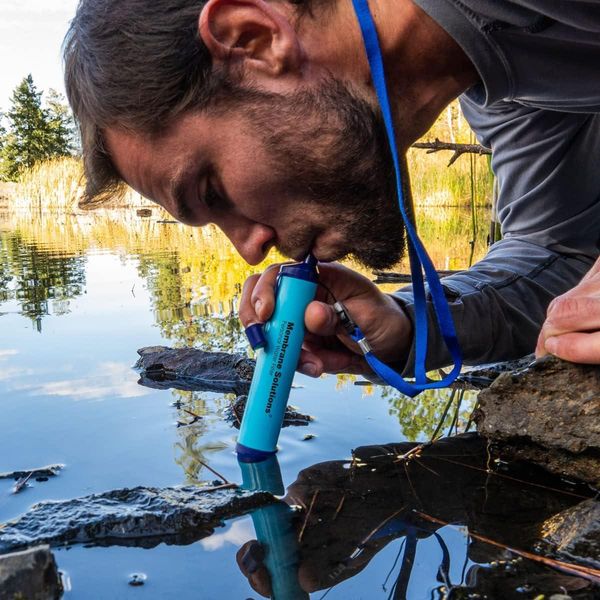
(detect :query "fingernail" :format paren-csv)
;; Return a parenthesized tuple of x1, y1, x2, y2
(254, 299, 263, 316)
(301, 363, 317, 377)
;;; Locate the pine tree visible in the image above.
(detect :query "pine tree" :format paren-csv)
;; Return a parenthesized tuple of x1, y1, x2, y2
(46, 89, 77, 156)
(1, 75, 75, 180)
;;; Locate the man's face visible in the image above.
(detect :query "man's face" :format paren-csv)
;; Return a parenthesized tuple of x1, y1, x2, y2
(106, 78, 406, 269)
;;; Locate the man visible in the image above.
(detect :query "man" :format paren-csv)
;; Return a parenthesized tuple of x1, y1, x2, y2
(64, 0, 600, 378)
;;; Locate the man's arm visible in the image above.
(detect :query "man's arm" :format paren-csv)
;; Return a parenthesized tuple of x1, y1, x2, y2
(396, 98, 600, 373)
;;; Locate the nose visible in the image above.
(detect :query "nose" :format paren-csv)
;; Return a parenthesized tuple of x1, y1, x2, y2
(216, 214, 276, 265)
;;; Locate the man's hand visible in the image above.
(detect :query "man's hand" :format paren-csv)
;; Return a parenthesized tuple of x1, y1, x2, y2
(536, 256, 600, 363)
(239, 262, 413, 377)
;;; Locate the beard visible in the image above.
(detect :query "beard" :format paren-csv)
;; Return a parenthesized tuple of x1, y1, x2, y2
(233, 78, 408, 270)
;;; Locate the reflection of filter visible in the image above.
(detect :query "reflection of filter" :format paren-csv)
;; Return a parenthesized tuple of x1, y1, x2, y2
(237, 255, 318, 462)
(239, 455, 309, 600)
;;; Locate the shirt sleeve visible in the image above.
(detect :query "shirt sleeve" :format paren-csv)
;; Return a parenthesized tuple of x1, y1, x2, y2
(395, 98, 600, 374)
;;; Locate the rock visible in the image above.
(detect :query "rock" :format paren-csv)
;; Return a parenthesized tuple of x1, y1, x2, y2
(0, 545, 62, 599)
(226, 395, 312, 429)
(474, 355, 600, 485)
(0, 465, 64, 480)
(542, 499, 600, 570)
(134, 346, 255, 394)
(128, 572, 147, 586)
(0, 485, 274, 553)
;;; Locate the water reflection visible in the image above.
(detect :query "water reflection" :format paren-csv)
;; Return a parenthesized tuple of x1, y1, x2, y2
(236, 435, 596, 599)
(0, 229, 86, 330)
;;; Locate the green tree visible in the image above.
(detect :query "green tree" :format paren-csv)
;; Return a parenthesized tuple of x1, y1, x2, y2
(46, 89, 77, 155)
(1, 75, 74, 180)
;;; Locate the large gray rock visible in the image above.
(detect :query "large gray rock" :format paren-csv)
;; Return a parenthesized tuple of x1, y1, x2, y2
(474, 355, 600, 485)
(0, 545, 62, 599)
(0, 485, 274, 553)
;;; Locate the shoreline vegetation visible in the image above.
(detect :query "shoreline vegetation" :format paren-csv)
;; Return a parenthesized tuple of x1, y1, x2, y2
(4, 144, 493, 212)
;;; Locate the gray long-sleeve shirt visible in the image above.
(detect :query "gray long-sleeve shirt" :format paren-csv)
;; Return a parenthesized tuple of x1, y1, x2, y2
(396, 0, 600, 372)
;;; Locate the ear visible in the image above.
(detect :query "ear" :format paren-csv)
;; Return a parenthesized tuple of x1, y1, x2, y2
(199, 0, 303, 80)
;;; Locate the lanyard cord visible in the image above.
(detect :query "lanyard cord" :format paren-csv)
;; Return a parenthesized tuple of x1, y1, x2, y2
(348, 0, 462, 396)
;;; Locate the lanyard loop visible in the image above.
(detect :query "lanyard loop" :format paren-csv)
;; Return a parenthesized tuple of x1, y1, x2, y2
(350, 0, 462, 396)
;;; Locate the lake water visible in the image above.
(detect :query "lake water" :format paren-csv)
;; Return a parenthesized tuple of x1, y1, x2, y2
(1, 207, 595, 599)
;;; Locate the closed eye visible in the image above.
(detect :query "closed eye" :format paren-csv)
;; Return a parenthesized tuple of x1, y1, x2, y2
(204, 180, 221, 210)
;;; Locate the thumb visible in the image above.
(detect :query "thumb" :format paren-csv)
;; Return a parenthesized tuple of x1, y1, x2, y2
(305, 301, 344, 337)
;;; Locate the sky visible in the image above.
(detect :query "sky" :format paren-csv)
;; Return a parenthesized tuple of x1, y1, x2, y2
(1, 0, 79, 112)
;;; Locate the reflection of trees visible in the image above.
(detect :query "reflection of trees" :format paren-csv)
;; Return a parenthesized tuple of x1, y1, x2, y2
(0, 230, 86, 329)
(171, 389, 230, 483)
(137, 249, 248, 351)
(384, 386, 477, 441)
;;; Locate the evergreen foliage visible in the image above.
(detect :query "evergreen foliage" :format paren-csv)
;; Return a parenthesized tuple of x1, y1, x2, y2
(0, 75, 76, 181)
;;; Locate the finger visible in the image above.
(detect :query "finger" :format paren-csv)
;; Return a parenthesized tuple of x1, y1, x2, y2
(305, 301, 343, 337)
(298, 345, 369, 377)
(236, 541, 272, 598)
(543, 296, 600, 337)
(238, 264, 281, 326)
(239, 274, 262, 328)
(535, 329, 548, 359)
(250, 263, 285, 322)
(544, 331, 600, 364)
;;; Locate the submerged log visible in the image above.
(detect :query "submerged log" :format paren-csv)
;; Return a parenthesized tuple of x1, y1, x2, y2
(0, 545, 62, 599)
(474, 355, 600, 486)
(0, 485, 274, 553)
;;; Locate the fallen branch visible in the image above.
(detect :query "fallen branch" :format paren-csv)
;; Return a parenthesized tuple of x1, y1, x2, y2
(373, 270, 460, 284)
(411, 138, 491, 166)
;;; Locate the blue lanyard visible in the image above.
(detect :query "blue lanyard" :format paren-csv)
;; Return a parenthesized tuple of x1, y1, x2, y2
(350, 0, 462, 396)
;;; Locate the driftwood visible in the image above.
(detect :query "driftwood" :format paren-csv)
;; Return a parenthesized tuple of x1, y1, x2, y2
(411, 138, 491, 166)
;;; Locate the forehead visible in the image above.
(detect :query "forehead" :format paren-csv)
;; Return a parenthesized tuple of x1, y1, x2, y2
(104, 115, 205, 202)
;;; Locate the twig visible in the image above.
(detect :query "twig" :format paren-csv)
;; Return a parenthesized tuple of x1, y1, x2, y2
(12, 472, 33, 494)
(199, 482, 238, 492)
(394, 444, 427, 464)
(373, 269, 460, 284)
(197, 459, 230, 485)
(413, 510, 600, 584)
(429, 456, 590, 500)
(411, 138, 491, 167)
(333, 494, 346, 521)
(298, 490, 319, 543)
(357, 507, 406, 549)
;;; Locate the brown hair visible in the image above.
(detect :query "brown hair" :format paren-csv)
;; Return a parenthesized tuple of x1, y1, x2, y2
(64, 0, 322, 208)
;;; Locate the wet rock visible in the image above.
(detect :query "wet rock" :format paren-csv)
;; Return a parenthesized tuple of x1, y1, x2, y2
(0, 465, 64, 480)
(134, 346, 255, 394)
(0, 545, 62, 599)
(226, 395, 312, 429)
(542, 499, 600, 570)
(0, 485, 274, 553)
(474, 355, 600, 485)
(128, 572, 147, 586)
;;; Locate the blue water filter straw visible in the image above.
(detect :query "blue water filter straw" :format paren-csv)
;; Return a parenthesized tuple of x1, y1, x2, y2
(236, 254, 318, 462)
(238, 455, 309, 599)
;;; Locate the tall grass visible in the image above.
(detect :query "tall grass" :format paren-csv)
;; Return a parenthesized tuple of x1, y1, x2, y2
(15, 156, 152, 211)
